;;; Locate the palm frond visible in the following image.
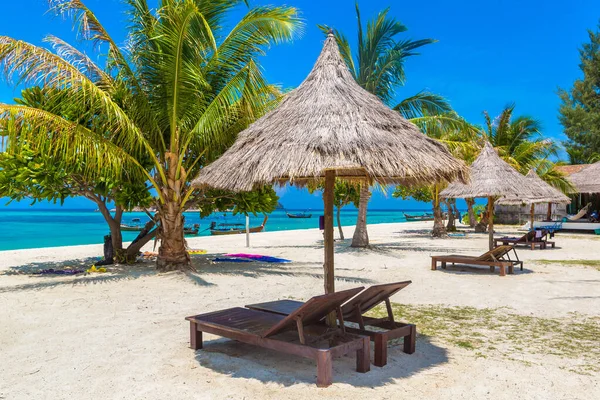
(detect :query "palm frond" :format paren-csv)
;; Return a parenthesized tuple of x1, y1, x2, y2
(394, 91, 453, 119)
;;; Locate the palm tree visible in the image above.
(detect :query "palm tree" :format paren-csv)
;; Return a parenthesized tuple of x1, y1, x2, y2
(322, 3, 459, 247)
(0, 0, 301, 271)
(477, 104, 562, 231)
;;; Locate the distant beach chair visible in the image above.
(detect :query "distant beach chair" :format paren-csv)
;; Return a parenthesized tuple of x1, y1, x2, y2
(431, 245, 523, 276)
(494, 229, 554, 250)
(247, 281, 416, 367)
(186, 287, 370, 387)
(566, 202, 592, 221)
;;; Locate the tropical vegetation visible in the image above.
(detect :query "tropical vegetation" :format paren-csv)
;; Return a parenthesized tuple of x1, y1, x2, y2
(322, 3, 470, 245)
(0, 0, 302, 271)
(559, 22, 600, 164)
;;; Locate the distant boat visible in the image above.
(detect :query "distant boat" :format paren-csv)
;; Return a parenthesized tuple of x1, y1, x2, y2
(403, 212, 434, 222)
(184, 224, 200, 235)
(120, 223, 143, 231)
(286, 211, 312, 219)
(210, 216, 268, 236)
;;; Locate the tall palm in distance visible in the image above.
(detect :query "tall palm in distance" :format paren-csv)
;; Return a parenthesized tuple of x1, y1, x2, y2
(321, 2, 468, 247)
(476, 104, 572, 231)
(0, 0, 302, 271)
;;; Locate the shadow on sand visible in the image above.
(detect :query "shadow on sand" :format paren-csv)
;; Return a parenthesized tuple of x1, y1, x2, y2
(193, 334, 448, 387)
(432, 263, 534, 276)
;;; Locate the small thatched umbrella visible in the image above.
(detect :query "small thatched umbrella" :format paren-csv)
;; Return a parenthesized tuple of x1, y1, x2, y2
(498, 170, 571, 229)
(568, 161, 600, 194)
(193, 32, 468, 299)
(441, 142, 540, 250)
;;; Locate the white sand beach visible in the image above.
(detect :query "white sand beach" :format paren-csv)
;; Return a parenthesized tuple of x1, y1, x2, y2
(1, 221, 599, 400)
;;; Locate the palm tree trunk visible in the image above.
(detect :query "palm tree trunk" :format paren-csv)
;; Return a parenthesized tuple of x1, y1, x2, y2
(466, 198, 476, 227)
(336, 206, 344, 240)
(445, 200, 456, 232)
(351, 184, 370, 248)
(432, 185, 447, 237)
(156, 153, 192, 272)
(475, 200, 489, 233)
(157, 203, 191, 272)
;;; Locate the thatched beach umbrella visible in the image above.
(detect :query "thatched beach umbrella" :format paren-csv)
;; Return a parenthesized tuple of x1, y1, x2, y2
(568, 161, 600, 194)
(521, 170, 571, 226)
(193, 32, 468, 297)
(441, 142, 541, 250)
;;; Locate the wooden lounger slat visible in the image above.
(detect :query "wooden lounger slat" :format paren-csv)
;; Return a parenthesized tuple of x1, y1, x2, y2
(246, 281, 416, 367)
(186, 287, 369, 387)
(431, 245, 523, 276)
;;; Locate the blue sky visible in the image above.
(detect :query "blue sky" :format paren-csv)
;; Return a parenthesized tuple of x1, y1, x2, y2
(1, 0, 598, 210)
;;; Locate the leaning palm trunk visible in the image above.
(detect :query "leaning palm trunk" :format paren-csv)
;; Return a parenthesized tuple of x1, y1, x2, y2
(336, 206, 345, 240)
(475, 201, 490, 232)
(466, 198, 476, 227)
(432, 185, 447, 237)
(351, 184, 370, 247)
(445, 199, 456, 232)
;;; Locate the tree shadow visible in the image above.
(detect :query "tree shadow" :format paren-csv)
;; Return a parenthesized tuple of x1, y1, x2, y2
(0, 261, 160, 293)
(432, 264, 534, 276)
(192, 334, 448, 387)
(190, 255, 375, 285)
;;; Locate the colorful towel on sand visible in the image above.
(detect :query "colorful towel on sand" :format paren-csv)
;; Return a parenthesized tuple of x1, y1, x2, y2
(212, 257, 254, 263)
(225, 253, 292, 263)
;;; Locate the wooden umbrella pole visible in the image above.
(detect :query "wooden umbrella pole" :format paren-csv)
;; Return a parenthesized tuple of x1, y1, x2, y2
(488, 197, 495, 251)
(547, 203, 552, 221)
(323, 170, 336, 326)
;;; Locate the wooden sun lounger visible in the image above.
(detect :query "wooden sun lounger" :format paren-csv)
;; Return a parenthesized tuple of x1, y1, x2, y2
(247, 281, 416, 367)
(430, 245, 523, 276)
(493, 230, 555, 250)
(186, 287, 370, 387)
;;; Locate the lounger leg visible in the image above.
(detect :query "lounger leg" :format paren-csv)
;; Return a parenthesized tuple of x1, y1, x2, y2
(356, 337, 370, 373)
(489, 266, 494, 273)
(499, 265, 506, 276)
(431, 258, 437, 270)
(316, 351, 333, 387)
(441, 261, 447, 269)
(404, 325, 416, 354)
(190, 322, 203, 350)
(374, 334, 388, 367)
(508, 264, 514, 274)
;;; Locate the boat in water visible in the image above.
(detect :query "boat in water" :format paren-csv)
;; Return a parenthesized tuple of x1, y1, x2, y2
(210, 216, 268, 235)
(121, 222, 199, 235)
(403, 212, 434, 222)
(286, 211, 312, 219)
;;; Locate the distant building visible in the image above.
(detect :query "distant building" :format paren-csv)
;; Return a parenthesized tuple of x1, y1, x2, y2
(494, 164, 595, 225)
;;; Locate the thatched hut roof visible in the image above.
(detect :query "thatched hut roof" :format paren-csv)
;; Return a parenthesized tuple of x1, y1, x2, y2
(192, 33, 468, 192)
(567, 161, 600, 194)
(440, 142, 540, 205)
(519, 170, 571, 204)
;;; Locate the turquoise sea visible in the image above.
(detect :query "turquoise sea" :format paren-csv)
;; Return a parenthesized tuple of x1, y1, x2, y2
(0, 209, 443, 251)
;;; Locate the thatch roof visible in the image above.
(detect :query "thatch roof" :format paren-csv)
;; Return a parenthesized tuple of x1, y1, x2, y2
(555, 164, 589, 176)
(568, 161, 600, 193)
(192, 33, 468, 192)
(440, 142, 542, 205)
(518, 170, 571, 204)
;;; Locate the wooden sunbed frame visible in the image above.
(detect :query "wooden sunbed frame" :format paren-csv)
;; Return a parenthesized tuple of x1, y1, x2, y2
(186, 287, 370, 387)
(493, 230, 555, 250)
(430, 245, 523, 276)
(247, 281, 416, 367)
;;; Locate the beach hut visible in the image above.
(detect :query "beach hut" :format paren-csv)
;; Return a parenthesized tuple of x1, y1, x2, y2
(516, 170, 571, 227)
(441, 142, 541, 250)
(568, 161, 600, 194)
(193, 32, 468, 299)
